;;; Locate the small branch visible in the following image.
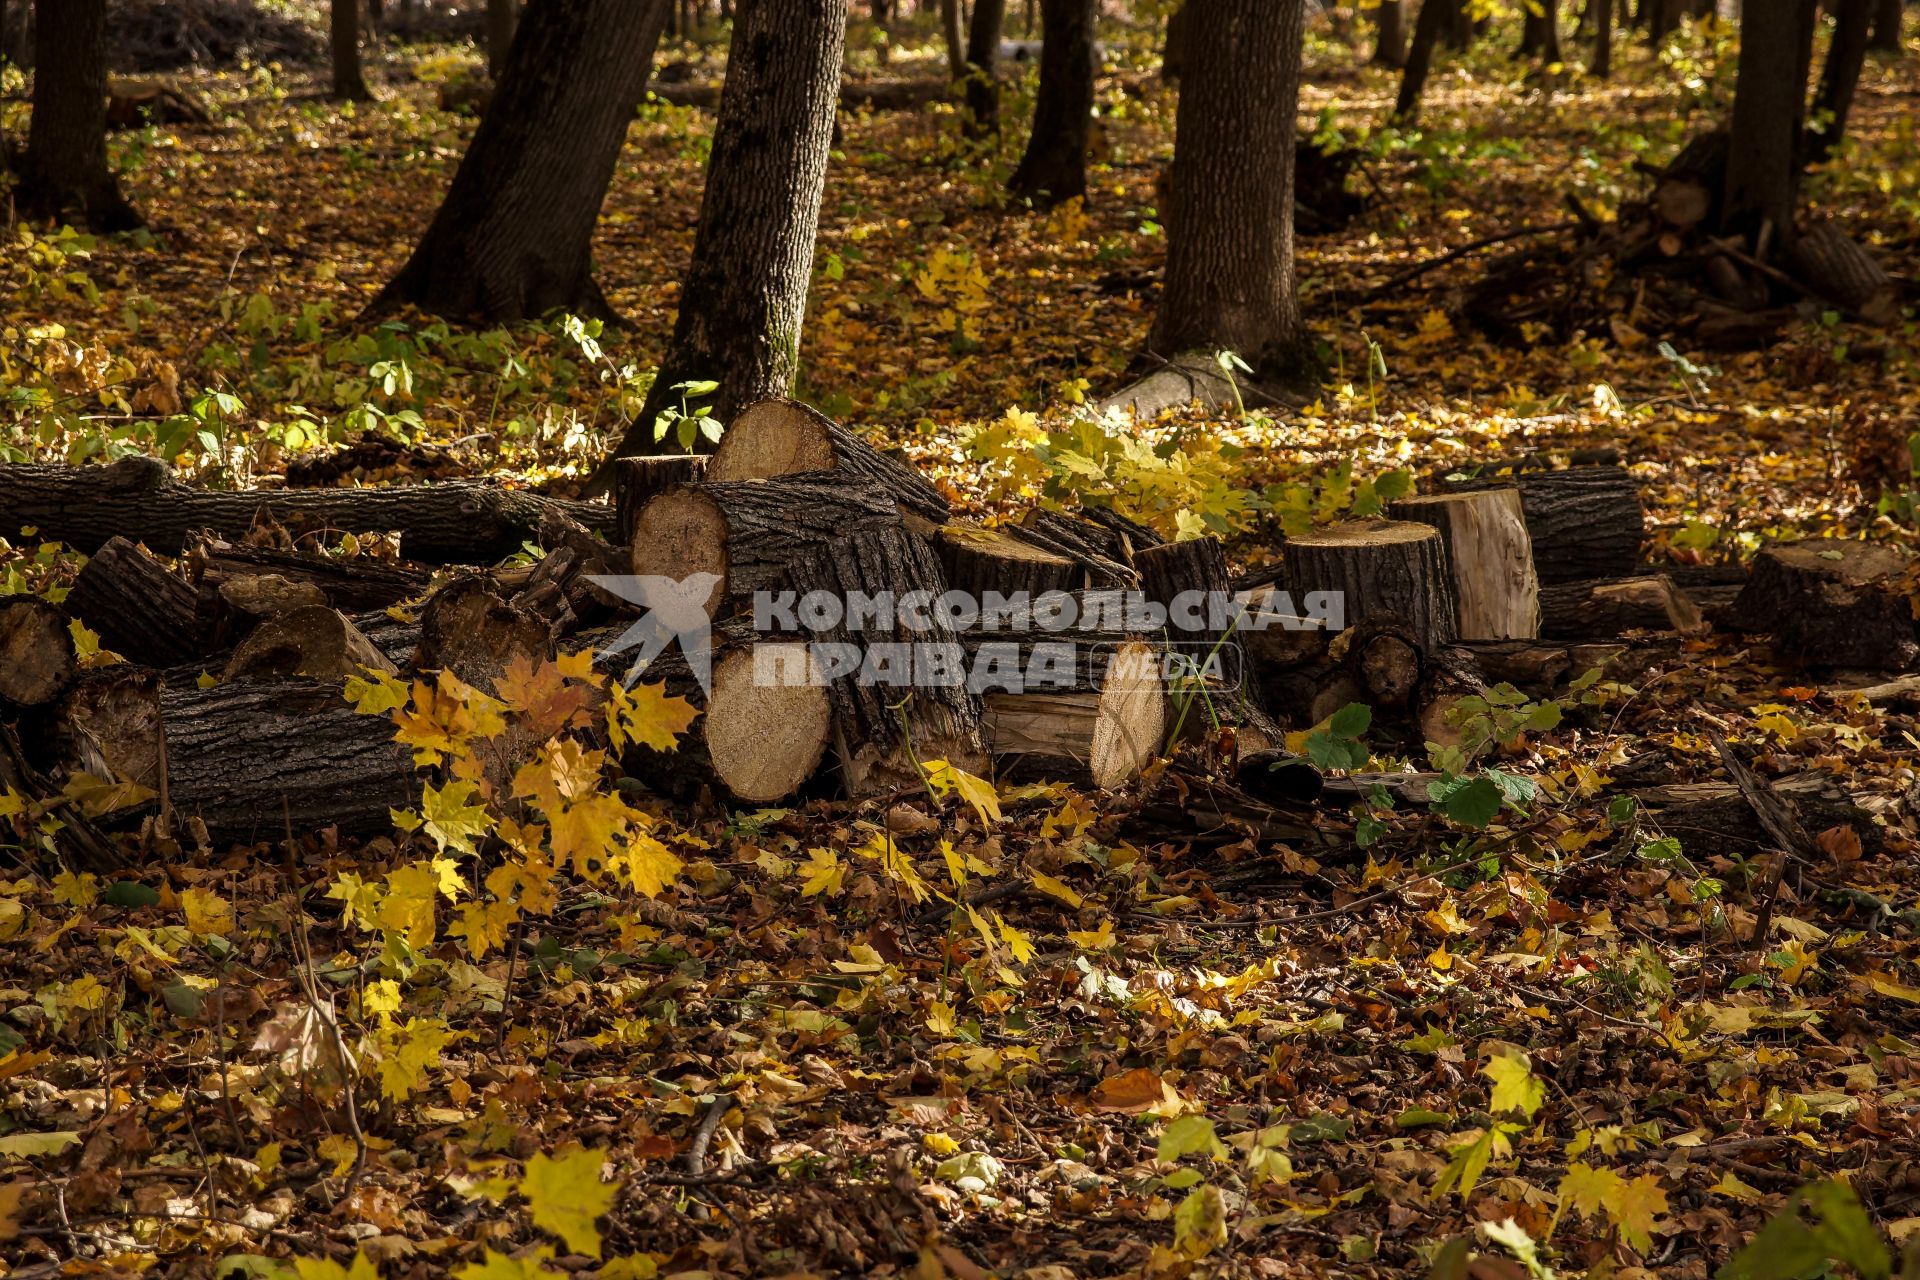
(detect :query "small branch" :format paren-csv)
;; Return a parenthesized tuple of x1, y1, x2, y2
(1363, 221, 1585, 297)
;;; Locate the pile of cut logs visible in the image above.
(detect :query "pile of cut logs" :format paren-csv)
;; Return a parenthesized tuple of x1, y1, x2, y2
(0, 405, 1910, 861)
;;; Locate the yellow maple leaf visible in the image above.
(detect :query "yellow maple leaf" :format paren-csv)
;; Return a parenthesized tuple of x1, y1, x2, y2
(51, 871, 98, 908)
(181, 887, 233, 938)
(604, 680, 700, 754)
(328, 873, 383, 931)
(1029, 871, 1083, 908)
(799, 847, 844, 898)
(291, 1253, 382, 1280)
(454, 1248, 561, 1280)
(614, 833, 682, 900)
(449, 899, 520, 960)
(343, 669, 411, 716)
(422, 779, 492, 856)
(1069, 918, 1117, 951)
(1483, 1051, 1544, 1119)
(374, 1015, 457, 1102)
(520, 1145, 617, 1258)
(994, 912, 1035, 964)
(923, 758, 1001, 826)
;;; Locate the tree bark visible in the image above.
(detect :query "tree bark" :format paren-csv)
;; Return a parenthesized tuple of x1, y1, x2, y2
(17, 0, 141, 232)
(941, 0, 968, 76)
(66, 536, 206, 667)
(1730, 539, 1918, 669)
(1807, 0, 1873, 163)
(486, 0, 519, 79)
(1283, 519, 1459, 651)
(371, 0, 671, 322)
(703, 398, 950, 522)
(963, 0, 1007, 133)
(605, 0, 848, 465)
(331, 0, 374, 100)
(1867, 0, 1901, 50)
(1372, 0, 1408, 65)
(1394, 0, 1450, 122)
(1591, 0, 1614, 76)
(1519, 0, 1563, 58)
(1148, 0, 1310, 383)
(1721, 0, 1816, 248)
(1007, 0, 1095, 207)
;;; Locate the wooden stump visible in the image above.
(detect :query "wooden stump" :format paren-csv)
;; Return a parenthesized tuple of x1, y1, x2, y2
(0, 598, 76, 708)
(932, 523, 1082, 603)
(65, 536, 205, 667)
(1730, 540, 1918, 669)
(1135, 536, 1278, 753)
(705, 397, 950, 522)
(614, 454, 707, 543)
(629, 476, 902, 620)
(222, 606, 400, 682)
(1284, 518, 1458, 651)
(1538, 575, 1704, 640)
(412, 577, 553, 689)
(1387, 488, 1539, 639)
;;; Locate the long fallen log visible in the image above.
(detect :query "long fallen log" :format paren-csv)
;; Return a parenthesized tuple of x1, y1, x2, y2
(703, 398, 950, 523)
(0, 456, 616, 563)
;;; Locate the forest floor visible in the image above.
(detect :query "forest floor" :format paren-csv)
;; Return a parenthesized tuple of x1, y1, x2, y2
(4, 13, 1920, 1280)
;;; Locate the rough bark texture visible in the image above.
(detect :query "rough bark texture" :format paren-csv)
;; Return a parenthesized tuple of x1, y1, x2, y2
(1722, 0, 1815, 246)
(1450, 465, 1644, 584)
(1787, 220, 1900, 322)
(1538, 575, 1704, 639)
(963, 0, 1006, 132)
(1135, 536, 1277, 753)
(609, 0, 848, 463)
(704, 398, 950, 522)
(331, 0, 373, 100)
(1394, 0, 1450, 120)
(1373, 0, 1408, 66)
(372, 0, 671, 321)
(486, 0, 518, 79)
(1007, 0, 1095, 207)
(1008, 509, 1139, 587)
(976, 637, 1166, 789)
(188, 540, 431, 619)
(18, 0, 141, 232)
(1387, 488, 1540, 640)
(1283, 518, 1459, 651)
(1730, 540, 1918, 669)
(1809, 0, 1873, 163)
(222, 606, 398, 682)
(940, 0, 967, 75)
(413, 577, 553, 688)
(66, 536, 206, 668)
(1147, 0, 1309, 382)
(0, 457, 616, 563)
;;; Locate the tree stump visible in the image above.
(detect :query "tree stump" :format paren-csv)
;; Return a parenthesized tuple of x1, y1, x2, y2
(1787, 221, 1900, 324)
(1284, 518, 1458, 651)
(614, 454, 707, 543)
(1387, 488, 1539, 639)
(1510, 466, 1644, 584)
(704, 398, 950, 522)
(0, 598, 76, 708)
(65, 535, 205, 667)
(1539, 575, 1705, 639)
(1730, 540, 1918, 669)
(1007, 509, 1139, 586)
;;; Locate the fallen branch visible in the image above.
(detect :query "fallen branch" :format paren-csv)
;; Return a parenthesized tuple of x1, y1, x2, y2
(1363, 221, 1584, 297)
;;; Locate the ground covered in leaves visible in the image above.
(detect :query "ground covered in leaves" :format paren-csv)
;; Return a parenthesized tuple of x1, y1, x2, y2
(5, 10, 1920, 1280)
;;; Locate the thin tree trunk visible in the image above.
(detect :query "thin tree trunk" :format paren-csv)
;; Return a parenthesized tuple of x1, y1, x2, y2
(1591, 0, 1614, 74)
(372, 0, 671, 322)
(486, 0, 518, 78)
(964, 0, 1006, 132)
(1439, 0, 1472, 47)
(331, 0, 374, 100)
(603, 0, 848, 465)
(1147, 0, 1309, 381)
(1372, 0, 1408, 65)
(941, 0, 967, 75)
(1867, 0, 1900, 49)
(1008, 0, 1094, 206)
(1808, 0, 1873, 161)
(18, 0, 140, 231)
(1721, 0, 1815, 249)
(1394, 0, 1450, 121)
(1519, 0, 1563, 57)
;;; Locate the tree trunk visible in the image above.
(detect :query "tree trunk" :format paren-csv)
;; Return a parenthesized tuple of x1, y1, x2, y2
(1867, 0, 1901, 49)
(371, 0, 672, 322)
(331, 0, 374, 100)
(1372, 0, 1408, 65)
(1808, 0, 1873, 163)
(1721, 0, 1816, 248)
(1731, 539, 1919, 669)
(1591, 0, 1614, 75)
(941, 0, 968, 76)
(963, 0, 1007, 132)
(1148, 0, 1310, 382)
(1519, 0, 1563, 58)
(66, 536, 206, 667)
(1439, 0, 1473, 46)
(604, 0, 847, 466)
(1007, 0, 1095, 207)
(17, 0, 140, 232)
(486, 0, 518, 78)
(1394, 0, 1451, 121)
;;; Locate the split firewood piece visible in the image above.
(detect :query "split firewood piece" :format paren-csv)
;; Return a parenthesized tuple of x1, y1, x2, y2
(1340, 616, 1426, 711)
(614, 454, 708, 543)
(1007, 509, 1139, 586)
(413, 577, 553, 688)
(222, 606, 401, 682)
(0, 598, 77, 708)
(605, 633, 834, 806)
(1284, 518, 1458, 652)
(189, 539, 431, 614)
(1730, 539, 1918, 670)
(1136, 535, 1281, 753)
(786, 524, 989, 798)
(217, 574, 330, 622)
(65, 535, 205, 667)
(1538, 574, 1704, 640)
(1788, 221, 1901, 325)
(704, 397, 950, 522)
(1082, 505, 1166, 549)
(0, 722, 126, 871)
(1387, 487, 1539, 640)
(629, 476, 902, 620)
(933, 523, 1082, 603)
(1450, 639, 1572, 694)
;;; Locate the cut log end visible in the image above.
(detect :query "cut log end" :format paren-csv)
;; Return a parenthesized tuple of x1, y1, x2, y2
(223, 606, 400, 683)
(704, 644, 833, 805)
(986, 639, 1167, 790)
(0, 598, 77, 708)
(706, 399, 838, 481)
(629, 485, 731, 618)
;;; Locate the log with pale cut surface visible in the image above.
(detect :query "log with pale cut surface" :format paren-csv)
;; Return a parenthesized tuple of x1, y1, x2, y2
(1730, 539, 1919, 670)
(932, 523, 1082, 603)
(1284, 518, 1458, 651)
(1538, 574, 1704, 639)
(222, 606, 400, 682)
(0, 455, 615, 562)
(65, 535, 206, 667)
(0, 598, 76, 708)
(704, 397, 950, 522)
(628, 475, 902, 620)
(1007, 509, 1139, 587)
(614, 454, 707, 543)
(1387, 487, 1539, 640)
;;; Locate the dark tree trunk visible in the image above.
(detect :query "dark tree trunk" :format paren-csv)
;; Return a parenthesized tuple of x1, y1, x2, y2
(1519, 0, 1562, 57)
(372, 0, 671, 323)
(1591, 0, 1614, 74)
(1808, 0, 1873, 162)
(964, 0, 1007, 132)
(1394, 0, 1451, 121)
(1439, 0, 1473, 46)
(1372, 0, 1408, 65)
(331, 0, 374, 100)
(604, 0, 847, 465)
(1147, 0, 1307, 382)
(1646, 0, 1676, 41)
(1721, 0, 1816, 248)
(486, 0, 518, 78)
(1007, 0, 1095, 207)
(1868, 0, 1901, 49)
(18, 0, 140, 232)
(941, 0, 967, 75)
